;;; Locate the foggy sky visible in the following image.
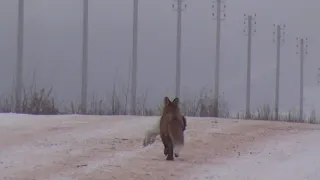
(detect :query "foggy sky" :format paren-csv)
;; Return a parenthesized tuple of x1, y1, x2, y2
(0, 0, 319, 114)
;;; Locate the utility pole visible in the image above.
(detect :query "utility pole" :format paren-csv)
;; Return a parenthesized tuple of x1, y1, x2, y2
(296, 37, 308, 122)
(243, 14, 256, 119)
(172, 0, 187, 100)
(317, 68, 320, 85)
(15, 0, 24, 113)
(81, 0, 89, 114)
(272, 24, 285, 120)
(131, 0, 139, 115)
(212, 0, 226, 117)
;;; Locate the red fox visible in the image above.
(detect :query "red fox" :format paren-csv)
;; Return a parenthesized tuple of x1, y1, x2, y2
(142, 116, 186, 147)
(159, 97, 185, 161)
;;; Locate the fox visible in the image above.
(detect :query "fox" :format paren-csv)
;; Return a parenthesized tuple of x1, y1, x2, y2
(159, 97, 185, 161)
(142, 115, 186, 148)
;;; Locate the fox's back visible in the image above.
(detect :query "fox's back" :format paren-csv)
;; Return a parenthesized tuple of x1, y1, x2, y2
(159, 97, 185, 160)
(160, 110, 184, 136)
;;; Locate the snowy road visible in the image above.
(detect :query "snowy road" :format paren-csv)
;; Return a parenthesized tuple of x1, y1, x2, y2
(0, 114, 319, 180)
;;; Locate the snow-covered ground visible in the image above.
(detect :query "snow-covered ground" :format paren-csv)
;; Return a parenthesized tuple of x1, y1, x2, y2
(189, 128, 320, 180)
(0, 114, 320, 180)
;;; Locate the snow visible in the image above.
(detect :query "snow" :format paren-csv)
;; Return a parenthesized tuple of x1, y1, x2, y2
(0, 113, 319, 179)
(189, 130, 320, 180)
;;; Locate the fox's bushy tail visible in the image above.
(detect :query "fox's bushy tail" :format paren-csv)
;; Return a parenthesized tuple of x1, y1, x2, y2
(143, 119, 160, 147)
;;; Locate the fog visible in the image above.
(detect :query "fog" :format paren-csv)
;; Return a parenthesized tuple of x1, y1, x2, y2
(0, 0, 318, 114)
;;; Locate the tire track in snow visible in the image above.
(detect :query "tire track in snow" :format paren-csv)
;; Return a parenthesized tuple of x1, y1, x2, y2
(0, 115, 154, 179)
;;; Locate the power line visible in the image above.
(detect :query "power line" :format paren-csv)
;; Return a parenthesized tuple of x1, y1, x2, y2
(212, 0, 226, 117)
(172, 0, 187, 99)
(272, 24, 285, 120)
(243, 13, 256, 119)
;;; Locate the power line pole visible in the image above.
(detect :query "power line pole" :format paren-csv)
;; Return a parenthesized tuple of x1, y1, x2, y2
(317, 67, 320, 85)
(131, 0, 139, 115)
(172, 0, 187, 100)
(81, 0, 89, 114)
(272, 24, 285, 120)
(296, 37, 308, 122)
(15, 0, 24, 113)
(212, 0, 226, 117)
(243, 14, 256, 119)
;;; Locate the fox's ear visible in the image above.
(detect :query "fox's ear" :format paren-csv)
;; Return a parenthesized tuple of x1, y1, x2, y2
(164, 97, 171, 106)
(172, 97, 179, 106)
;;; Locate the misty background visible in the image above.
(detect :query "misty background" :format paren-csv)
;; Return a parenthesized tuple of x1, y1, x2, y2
(0, 0, 319, 115)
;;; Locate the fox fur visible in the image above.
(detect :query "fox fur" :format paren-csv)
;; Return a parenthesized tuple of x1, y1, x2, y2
(142, 115, 186, 147)
(159, 97, 185, 161)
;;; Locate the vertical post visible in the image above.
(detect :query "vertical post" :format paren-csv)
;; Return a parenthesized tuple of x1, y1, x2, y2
(15, 0, 24, 113)
(131, 0, 139, 115)
(172, 0, 187, 99)
(175, 0, 182, 99)
(212, 0, 226, 117)
(245, 15, 252, 119)
(81, 0, 88, 114)
(317, 68, 320, 85)
(296, 37, 307, 122)
(273, 24, 285, 120)
(299, 38, 304, 122)
(214, 0, 221, 118)
(243, 14, 256, 119)
(275, 25, 281, 120)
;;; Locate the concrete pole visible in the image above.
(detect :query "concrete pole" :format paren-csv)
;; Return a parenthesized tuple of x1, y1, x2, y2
(15, 0, 24, 113)
(131, 0, 139, 115)
(274, 25, 281, 120)
(299, 38, 304, 122)
(213, 0, 221, 117)
(81, 0, 89, 114)
(245, 15, 252, 119)
(175, 0, 182, 99)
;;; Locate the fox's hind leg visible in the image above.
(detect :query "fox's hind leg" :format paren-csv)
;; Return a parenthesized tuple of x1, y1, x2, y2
(166, 138, 174, 161)
(161, 134, 174, 160)
(160, 135, 169, 156)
